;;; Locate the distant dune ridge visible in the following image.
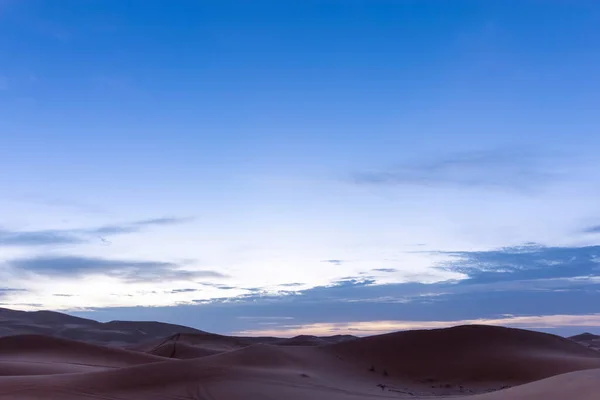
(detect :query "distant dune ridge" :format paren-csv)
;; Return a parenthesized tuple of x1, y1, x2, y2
(569, 332, 600, 351)
(0, 308, 599, 399)
(0, 307, 206, 346)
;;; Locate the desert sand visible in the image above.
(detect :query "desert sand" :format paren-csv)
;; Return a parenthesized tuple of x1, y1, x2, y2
(0, 308, 598, 399)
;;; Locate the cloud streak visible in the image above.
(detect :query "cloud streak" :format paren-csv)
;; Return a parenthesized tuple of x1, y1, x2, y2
(170, 288, 199, 294)
(8, 255, 226, 283)
(0, 230, 84, 246)
(92, 217, 192, 235)
(583, 225, 600, 234)
(0, 217, 192, 247)
(353, 149, 557, 190)
(322, 260, 344, 265)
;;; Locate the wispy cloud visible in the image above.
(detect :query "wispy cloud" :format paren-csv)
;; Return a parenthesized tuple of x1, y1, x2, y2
(88, 217, 193, 235)
(373, 268, 398, 273)
(353, 149, 557, 190)
(0, 288, 27, 293)
(583, 225, 600, 234)
(0, 217, 193, 247)
(198, 282, 239, 290)
(8, 255, 226, 283)
(0, 230, 84, 246)
(169, 288, 198, 294)
(322, 259, 344, 265)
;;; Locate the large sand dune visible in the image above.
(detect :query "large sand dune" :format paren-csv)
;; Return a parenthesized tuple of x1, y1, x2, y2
(0, 308, 598, 399)
(0, 334, 168, 367)
(327, 324, 600, 384)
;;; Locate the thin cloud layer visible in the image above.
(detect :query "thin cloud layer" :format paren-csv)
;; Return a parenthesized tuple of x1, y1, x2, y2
(7, 255, 226, 283)
(170, 288, 199, 294)
(583, 225, 600, 234)
(0, 217, 192, 247)
(234, 314, 600, 337)
(353, 149, 557, 190)
(93, 217, 193, 235)
(0, 230, 84, 246)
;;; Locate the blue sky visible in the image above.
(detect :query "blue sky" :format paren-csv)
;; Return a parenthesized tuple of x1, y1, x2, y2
(1, 0, 600, 336)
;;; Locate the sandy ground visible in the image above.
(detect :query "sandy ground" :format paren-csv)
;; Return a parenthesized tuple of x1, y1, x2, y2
(0, 308, 599, 399)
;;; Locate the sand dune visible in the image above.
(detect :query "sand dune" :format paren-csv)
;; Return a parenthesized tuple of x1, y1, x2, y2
(0, 343, 597, 399)
(0, 308, 598, 399)
(0, 334, 168, 368)
(327, 324, 600, 384)
(134, 332, 259, 359)
(0, 343, 409, 399)
(277, 334, 357, 346)
(103, 320, 205, 337)
(569, 332, 600, 351)
(469, 368, 600, 400)
(137, 332, 356, 359)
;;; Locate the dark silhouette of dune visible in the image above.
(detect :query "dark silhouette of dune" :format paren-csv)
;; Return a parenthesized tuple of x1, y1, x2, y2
(569, 332, 600, 351)
(277, 334, 357, 346)
(25, 310, 98, 326)
(103, 320, 205, 336)
(326, 324, 600, 384)
(570, 332, 600, 341)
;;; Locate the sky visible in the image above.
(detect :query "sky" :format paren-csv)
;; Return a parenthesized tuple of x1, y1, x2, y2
(1, 0, 600, 337)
